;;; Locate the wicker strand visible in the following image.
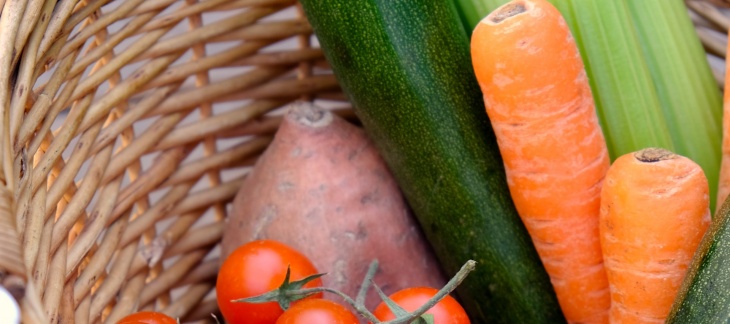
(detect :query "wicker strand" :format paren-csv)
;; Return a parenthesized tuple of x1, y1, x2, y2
(164, 223, 223, 259)
(176, 258, 218, 289)
(123, 211, 205, 285)
(72, 211, 128, 308)
(127, 0, 179, 17)
(169, 177, 244, 217)
(67, 36, 179, 111)
(62, 137, 115, 276)
(119, 182, 196, 247)
(216, 108, 356, 139)
(44, 239, 67, 323)
(59, 0, 146, 61)
(95, 101, 155, 322)
(0, 187, 24, 277)
(150, 210, 205, 266)
(61, 0, 109, 40)
(22, 281, 47, 323)
(187, 0, 226, 237)
(0, 2, 31, 319)
(147, 66, 293, 117)
(74, 293, 91, 324)
(215, 0, 295, 11)
(64, 21, 177, 100)
(35, 0, 77, 66)
(165, 283, 215, 320)
(100, 106, 193, 184)
(697, 25, 727, 57)
(149, 0, 215, 310)
(211, 18, 312, 42)
(37, 97, 97, 239)
(689, 0, 730, 31)
(92, 234, 139, 323)
(77, 51, 185, 139)
(14, 148, 32, 243)
(88, 85, 177, 156)
(161, 136, 271, 187)
(67, 9, 164, 79)
(10, 0, 46, 68)
(0, 0, 28, 191)
(224, 74, 340, 101)
(141, 40, 272, 91)
(138, 250, 208, 307)
(16, 49, 80, 153)
(46, 118, 106, 256)
(26, 65, 87, 166)
(182, 298, 219, 322)
(8, 0, 53, 145)
(31, 171, 54, 298)
(137, 0, 232, 34)
(234, 47, 323, 66)
(58, 269, 77, 323)
(133, 6, 285, 62)
(110, 148, 193, 222)
(22, 177, 46, 277)
(95, 115, 152, 324)
(152, 99, 287, 152)
(294, 2, 313, 102)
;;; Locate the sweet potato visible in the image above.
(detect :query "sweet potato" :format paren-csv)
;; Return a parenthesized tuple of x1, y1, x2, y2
(221, 102, 447, 309)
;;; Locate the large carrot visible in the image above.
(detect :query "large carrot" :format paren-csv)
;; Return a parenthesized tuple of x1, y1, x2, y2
(470, 0, 610, 322)
(717, 37, 730, 213)
(600, 148, 711, 323)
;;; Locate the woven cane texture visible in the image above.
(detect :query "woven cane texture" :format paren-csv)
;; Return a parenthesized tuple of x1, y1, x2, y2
(0, 0, 351, 323)
(689, 0, 730, 87)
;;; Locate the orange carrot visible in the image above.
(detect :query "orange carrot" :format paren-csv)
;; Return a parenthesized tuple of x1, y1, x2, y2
(716, 37, 730, 213)
(470, 0, 610, 322)
(600, 148, 711, 323)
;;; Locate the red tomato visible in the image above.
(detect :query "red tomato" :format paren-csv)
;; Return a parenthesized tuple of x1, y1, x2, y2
(116, 311, 177, 324)
(372, 287, 470, 324)
(276, 299, 360, 323)
(216, 240, 323, 324)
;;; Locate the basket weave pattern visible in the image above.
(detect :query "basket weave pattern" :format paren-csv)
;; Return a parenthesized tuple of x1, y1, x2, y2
(0, 0, 348, 322)
(689, 0, 730, 86)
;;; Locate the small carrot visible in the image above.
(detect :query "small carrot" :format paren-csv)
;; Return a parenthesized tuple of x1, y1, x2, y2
(716, 36, 730, 213)
(470, 0, 610, 322)
(600, 148, 711, 323)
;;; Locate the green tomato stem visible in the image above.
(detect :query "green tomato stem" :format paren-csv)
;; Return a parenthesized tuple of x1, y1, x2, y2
(356, 259, 379, 306)
(381, 260, 476, 324)
(291, 259, 477, 324)
(288, 287, 381, 322)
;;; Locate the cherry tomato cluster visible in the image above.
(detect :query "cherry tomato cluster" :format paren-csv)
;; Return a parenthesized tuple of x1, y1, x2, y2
(214, 239, 470, 324)
(115, 239, 468, 323)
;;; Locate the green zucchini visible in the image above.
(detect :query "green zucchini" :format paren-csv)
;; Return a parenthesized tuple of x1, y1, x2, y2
(299, 1, 565, 323)
(667, 198, 730, 322)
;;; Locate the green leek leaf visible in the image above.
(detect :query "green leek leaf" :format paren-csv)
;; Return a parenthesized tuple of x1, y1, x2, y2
(547, 0, 675, 159)
(626, 0, 723, 211)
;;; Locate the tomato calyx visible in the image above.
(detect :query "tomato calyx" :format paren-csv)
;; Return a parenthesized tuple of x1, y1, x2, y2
(233, 265, 326, 310)
(372, 282, 435, 324)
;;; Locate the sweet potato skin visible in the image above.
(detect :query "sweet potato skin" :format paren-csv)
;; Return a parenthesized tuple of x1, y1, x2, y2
(221, 103, 447, 309)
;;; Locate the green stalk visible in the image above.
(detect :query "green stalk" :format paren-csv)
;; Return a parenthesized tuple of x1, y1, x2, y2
(452, 0, 508, 35)
(626, 0, 723, 211)
(548, 0, 675, 161)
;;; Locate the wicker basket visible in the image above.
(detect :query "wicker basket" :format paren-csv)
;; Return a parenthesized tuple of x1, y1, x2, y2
(0, 0, 351, 322)
(689, 0, 730, 86)
(1, 0, 729, 323)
